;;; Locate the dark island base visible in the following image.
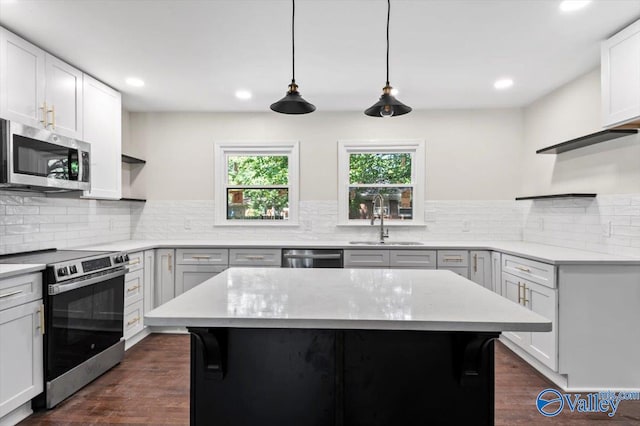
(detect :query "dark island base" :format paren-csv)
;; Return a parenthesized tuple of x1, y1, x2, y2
(188, 328, 499, 426)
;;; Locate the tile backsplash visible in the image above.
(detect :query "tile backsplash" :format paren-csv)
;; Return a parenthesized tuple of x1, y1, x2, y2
(0, 190, 131, 255)
(2, 192, 639, 258)
(522, 194, 640, 258)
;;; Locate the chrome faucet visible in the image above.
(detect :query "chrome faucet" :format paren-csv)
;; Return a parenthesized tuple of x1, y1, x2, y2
(371, 194, 389, 243)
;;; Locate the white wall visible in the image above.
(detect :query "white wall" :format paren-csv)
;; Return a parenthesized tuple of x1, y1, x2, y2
(521, 68, 640, 196)
(129, 109, 524, 201)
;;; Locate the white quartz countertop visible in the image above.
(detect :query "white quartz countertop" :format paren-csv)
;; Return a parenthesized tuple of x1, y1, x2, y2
(78, 239, 640, 265)
(145, 268, 552, 332)
(0, 263, 45, 279)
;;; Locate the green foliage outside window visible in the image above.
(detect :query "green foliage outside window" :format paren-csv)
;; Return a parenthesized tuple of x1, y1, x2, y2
(349, 153, 411, 184)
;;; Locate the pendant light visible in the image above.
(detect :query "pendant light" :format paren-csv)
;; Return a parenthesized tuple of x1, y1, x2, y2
(364, 0, 411, 117)
(270, 0, 316, 114)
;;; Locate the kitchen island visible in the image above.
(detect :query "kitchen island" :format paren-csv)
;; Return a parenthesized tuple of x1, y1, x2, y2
(146, 267, 550, 426)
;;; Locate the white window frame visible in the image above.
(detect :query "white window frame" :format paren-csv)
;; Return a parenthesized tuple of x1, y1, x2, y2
(214, 141, 299, 226)
(337, 139, 425, 226)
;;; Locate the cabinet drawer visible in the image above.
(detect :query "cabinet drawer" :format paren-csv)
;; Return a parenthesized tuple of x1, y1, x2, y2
(437, 250, 469, 267)
(440, 266, 469, 279)
(0, 273, 43, 311)
(127, 251, 144, 272)
(502, 254, 555, 288)
(390, 250, 436, 269)
(176, 248, 229, 265)
(123, 299, 144, 340)
(229, 249, 281, 267)
(344, 250, 390, 268)
(124, 269, 144, 306)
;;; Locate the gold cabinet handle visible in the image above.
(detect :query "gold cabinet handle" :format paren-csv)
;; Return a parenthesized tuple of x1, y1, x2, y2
(127, 317, 140, 326)
(191, 255, 212, 260)
(515, 266, 531, 273)
(128, 258, 141, 265)
(517, 282, 523, 305)
(127, 284, 140, 293)
(168, 253, 172, 272)
(245, 255, 265, 260)
(48, 104, 56, 129)
(0, 289, 23, 299)
(39, 102, 48, 127)
(36, 304, 45, 335)
(522, 283, 529, 305)
(443, 257, 463, 262)
(473, 254, 478, 273)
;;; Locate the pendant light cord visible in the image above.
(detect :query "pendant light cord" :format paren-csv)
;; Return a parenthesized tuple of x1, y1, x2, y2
(292, 0, 296, 83)
(386, 0, 390, 86)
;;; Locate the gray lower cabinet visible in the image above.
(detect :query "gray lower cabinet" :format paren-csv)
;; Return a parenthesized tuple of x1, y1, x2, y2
(344, 250, 389, 268)
(143, 250, 154, 314)
(229, 248, 281, 267)
(490, 252, 501, 295)
(390, 250, 437, 269)
(437, 250, 470, 279)
(469, 250, 492, 290)
(154, 249, 175, 307)
(175, 264, 227, 297)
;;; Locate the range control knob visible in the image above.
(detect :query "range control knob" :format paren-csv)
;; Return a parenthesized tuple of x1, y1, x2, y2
(58, 267, 68, 276)
(69, 265, 78, 274)
(115, 256, 124, 264)
(124, 254, 130, 262)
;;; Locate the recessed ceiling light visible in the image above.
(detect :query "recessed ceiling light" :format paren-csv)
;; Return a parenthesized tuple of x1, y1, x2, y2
(559, 0, 591, 12)
(494, 78, 514, 90)
(125, 77, 145, 87)
(235, 90, 252, 100)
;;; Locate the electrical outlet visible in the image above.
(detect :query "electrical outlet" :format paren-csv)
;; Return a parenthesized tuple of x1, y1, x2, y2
(602, 221, 611, 237)
(462, 220, 471, 232)
(184, 218, 192, 230)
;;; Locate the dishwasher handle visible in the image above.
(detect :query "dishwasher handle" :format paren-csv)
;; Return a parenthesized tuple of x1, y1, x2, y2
(283, 253, 343, 260)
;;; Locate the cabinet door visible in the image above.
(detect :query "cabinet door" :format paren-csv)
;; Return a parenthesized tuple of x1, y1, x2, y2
(143, 250, 154, 312)
(501, 273, 529, 347)
(469, 251, 491, 289)
(601, 19, 640, 127)
(228, 249, 281, 267)
(0, 300, 44, 418)
(175, 265, 227, 297)
(491, 252, 501, 295)
(344, 250, 389, 268)
(389, 250, 436, 269)
(124, 269, 144, 307)
(0, 28, 46, 128)
(44, 53, 82, 138)
(154, 249, 175, 307)
(525, 280, 558, 370)
(82, 74, 122, 199)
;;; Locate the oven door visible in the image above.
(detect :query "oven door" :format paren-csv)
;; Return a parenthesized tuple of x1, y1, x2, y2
(1, 119, 91, 191)
(46, 269, 125, 380)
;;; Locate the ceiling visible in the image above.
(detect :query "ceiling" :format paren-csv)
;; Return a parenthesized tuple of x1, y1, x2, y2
(1, 0, 639, 112)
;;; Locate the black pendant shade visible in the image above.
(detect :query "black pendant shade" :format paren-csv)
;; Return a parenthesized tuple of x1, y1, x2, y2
(271, 0, 315, 115)
(270, 81, 316, 114)
(364, 84, 412, 117)
(365, 0, 411, 117)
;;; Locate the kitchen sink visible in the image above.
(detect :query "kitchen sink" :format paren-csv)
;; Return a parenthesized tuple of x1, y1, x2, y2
(348, 241, 424, 246)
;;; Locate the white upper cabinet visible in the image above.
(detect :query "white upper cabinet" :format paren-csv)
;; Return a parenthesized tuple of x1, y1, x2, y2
(44, 53, 83, 138)
(602, 19, 640, 128)
(0, 28, 83, 138)
(0, 28, 46, 127)
(82, 74, 122, 199)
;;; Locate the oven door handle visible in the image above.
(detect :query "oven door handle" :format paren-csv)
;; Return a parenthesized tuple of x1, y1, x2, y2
(49, 269, 126, 295)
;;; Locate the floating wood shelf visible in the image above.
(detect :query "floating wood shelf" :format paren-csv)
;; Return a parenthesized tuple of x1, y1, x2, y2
(120, 197, 147, 202)
(536, 129, 637, 154)
(515, 194, 597, 201)
(121, 154, 146, 164)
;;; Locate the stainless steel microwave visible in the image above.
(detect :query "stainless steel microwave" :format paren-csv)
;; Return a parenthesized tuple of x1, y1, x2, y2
(0, 119, 91, 192)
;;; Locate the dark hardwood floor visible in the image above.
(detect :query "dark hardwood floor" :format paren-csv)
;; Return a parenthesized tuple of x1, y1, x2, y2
(19, 334, 640, 425)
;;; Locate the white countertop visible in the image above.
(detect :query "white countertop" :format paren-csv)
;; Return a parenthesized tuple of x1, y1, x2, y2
(79, 239, 640, 265)
(145, 268, 551, 332)
(0, 263, 46, 280)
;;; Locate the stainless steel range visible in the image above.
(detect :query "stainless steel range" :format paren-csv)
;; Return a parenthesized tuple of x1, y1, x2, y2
(0, 249, 128, 408)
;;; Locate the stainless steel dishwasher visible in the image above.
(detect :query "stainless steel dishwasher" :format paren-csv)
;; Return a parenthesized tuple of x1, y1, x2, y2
(281, 249, 344, 268)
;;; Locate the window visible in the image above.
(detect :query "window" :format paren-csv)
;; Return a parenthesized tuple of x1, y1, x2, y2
(215, 142, 299, 225)
(338, 140, 425, 225)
